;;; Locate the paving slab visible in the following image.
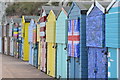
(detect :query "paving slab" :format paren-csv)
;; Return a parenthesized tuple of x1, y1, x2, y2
(1, 54, 52, 79)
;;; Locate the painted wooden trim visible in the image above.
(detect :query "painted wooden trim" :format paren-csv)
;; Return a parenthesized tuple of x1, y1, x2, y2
(56, 7, 67, 20)
(67, 2, 74, 16)
(87, 1, 105, 15)
(106, 0, 117, 12)
(119, 49, 120, 79)
(117, 48, 119, 78)
(62, 7, 68, 16)
(108, 12, 120, 14)
(96, 1, 105, 13)
(47, 10, 53, 20)
(47, 10, 56, 20)
(87, 3, 94, 15)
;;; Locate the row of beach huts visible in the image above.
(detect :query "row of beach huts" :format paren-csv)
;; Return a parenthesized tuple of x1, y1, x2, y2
(0, 0, 120, 79)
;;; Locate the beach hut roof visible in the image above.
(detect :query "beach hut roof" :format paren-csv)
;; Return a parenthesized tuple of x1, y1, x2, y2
(63, 7, 70, 13)
(68, 2, 93, 15)
(56, 7, 70, 20)
(24, 16, 39, 22)
(13, 18, 21, 23)
(106, 0, 120, 12)
(87, 1, 110, 15)
(42, 6, 61, 15)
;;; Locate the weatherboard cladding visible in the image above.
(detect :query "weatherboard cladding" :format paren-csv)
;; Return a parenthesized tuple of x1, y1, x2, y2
(28, 19, 34, 43)
(46, 8, 61, 43)
(40, 40, 47, 72)
(9, 22, 13, 37)
(56, 7, 69, 44)
(56, 7, 69, 78)
(106, 1, 120, 48)
(33, 23, 37, 44)
(40, 10, 46, 39)
(56, 43, 67, 78)
(107, 48, 120, 78)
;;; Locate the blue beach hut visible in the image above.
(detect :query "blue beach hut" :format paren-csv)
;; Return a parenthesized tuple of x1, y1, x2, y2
(86, 1, 110, 78)
(106, 0, 120, 78)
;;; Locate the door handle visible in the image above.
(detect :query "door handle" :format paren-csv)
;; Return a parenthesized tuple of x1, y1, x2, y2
(76, 60, 79, 63)
(67, 58, 70, 62)
(52, 46, 54, 48)
(64, 47, 67, 50)
(94, 68, 98, 73)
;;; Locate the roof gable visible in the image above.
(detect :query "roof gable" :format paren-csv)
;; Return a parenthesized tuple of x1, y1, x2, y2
(68, 2, 92, 15)
(47, 10, 56, 20)
(57, 7, 70, 18)
(68, 2, 83, 15)
(87, 1, 105, 15)
(42, 6, 61, 16)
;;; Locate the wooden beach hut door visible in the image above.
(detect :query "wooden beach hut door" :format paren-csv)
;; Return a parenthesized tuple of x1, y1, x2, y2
(67, 19, 80, 78)
(40, 39, 47, 72)
(10, 37, 14, 56)
(88, 47, 107, 78)
(56, 43, 67, 78)
(47, 42, 56, 77)
(108, 48, 119, 78)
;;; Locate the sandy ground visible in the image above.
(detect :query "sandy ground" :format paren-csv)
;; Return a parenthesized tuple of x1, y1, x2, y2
(1, 54, 52, 79)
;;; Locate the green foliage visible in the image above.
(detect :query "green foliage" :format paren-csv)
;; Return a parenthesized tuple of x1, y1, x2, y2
(51, 2, 59, 6)
(6, 2, 47, 16)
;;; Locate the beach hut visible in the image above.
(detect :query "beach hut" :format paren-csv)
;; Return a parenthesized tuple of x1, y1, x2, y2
(13, 23, 19, 58)
(32, 17, 39, 67)
(28, 16, 39, 66)
(2, 24, 6, 54)
(33, 22, 38, 67)
(67, 2, 92, 78)
(39, 6, 61, 73)
(3, 17, 11, 55)
(18, 23, 22, 59)
(39, 6, 47, 72)
(9, 18, 14, 56)
(106, 0, 120, 78)
(86, 1, 110, 78)
(46, 7, 61, 77)
(56, 7, 70, 78)
(37, 22, 41, 69)
(22, 16, 31, 61)
(13, 18, 22, 58)
(28, 19, 34, 65)
(39, 6, 48, 72)
(4, 23, 10, 55)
